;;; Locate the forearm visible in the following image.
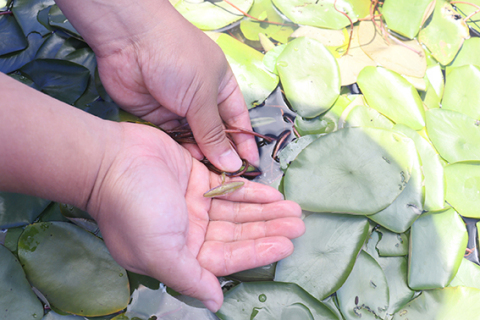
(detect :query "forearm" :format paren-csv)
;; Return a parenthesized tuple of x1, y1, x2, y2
(0, 73, 120, 210)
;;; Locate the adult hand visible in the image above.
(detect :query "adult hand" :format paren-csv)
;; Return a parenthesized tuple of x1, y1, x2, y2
(86, 122, 304, 312)
(55, 0, 258, 172)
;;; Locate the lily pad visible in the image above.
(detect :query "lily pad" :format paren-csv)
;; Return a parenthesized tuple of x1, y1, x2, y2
(444, 161, 480, 218)
(284, 127, 417, 214)
(381, 0, 435, 39)
(18, 222, 130, 317)
(217, 282, 338, 320)
(0, 192, 51, 229)
(376, 227, 409, 257)
(392, 287, 480, 319)
(0, 15, 28, 55)
(175, 0, 254, 31)
(211, 33, 279, 108)
(344, 104, 395, 129)
(449, 37, 480, 69)
(274, 213, 370, 300)
(421, 63, 445, 109)
(0, 31, 46, 73)
(336, 250, 389, 320)
(358, 20, 427, 78)
(357, 66, 425, 130)
(418, 0, 470, 65)
(442, 64, 480, 120)
(48, 5, 80, 38)
(276, 37, 340, 118)
(408, 207, 468, 290)
(11, 0, 55, 36)
(277, 134, 322, 170)
(454, 0, 480, 34)
(448, 258, 480, 289)
(0, 244, 44, 320)
(426, 108, 480, 163)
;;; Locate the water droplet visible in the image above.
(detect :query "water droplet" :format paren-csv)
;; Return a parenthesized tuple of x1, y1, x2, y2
(258, 294, 267, 302)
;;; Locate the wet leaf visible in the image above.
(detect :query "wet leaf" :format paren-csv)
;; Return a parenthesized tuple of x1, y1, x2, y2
(448, 258, 480, 289)
(418, 0, 470, 65)
(357, 66, 425, 130)
(381, 0, 435, 39)
(11, 0, 55, 36)
(0, 32, 46, 73)
(336, 250, 389, 320)
(444, 161, 480, 218)
(426, 108, 480, 163)
(284, 127, 417, 214)
(278, 134, 321, 170)
(228, 263, 276, 282)
(408, 207, 468, 290)
(217, 282, 338, 319)
(274, 213, 370, 300)
(175, 0, 254, 31)
(442, 64, 480, 120)
(0, 244, 44, 320)
(0, 192, 51, 229)
(392, 287, 480, 319)
(0, 15, 28, 55)
(358, 20, 427, 78)
(18, 222, 130, 317)
(276, 37, 340, 118)
(375, 227, 409, 257)
(211, 33, 279, 108)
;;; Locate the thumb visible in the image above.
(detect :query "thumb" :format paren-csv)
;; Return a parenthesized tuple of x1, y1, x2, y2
(187, 92, 242, 172)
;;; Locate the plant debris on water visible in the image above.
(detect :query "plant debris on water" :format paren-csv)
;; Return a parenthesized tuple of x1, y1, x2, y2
(2, 0, 480, 319)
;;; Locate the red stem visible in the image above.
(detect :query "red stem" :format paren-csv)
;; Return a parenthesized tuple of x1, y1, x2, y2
(0, 11, 12, 15)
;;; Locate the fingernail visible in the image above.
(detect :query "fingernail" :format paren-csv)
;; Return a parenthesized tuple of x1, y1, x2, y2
(203, 299, 220, 312)
(219, 148, 242, 172)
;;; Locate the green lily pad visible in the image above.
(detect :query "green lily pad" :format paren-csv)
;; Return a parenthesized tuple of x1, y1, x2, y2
(0, 244, 44, 320)
(421, 64, 445, 109)
(174, 0, 254, 31)
(426, 108, 480, 163)
(449, 38, 480, 69)
(276, 37, 340, 118)
(444, 161, 480, 218)
(336, 250, 389, 320)
(0, 192, 51, 229)
(344, 104, 395, 129)
(0, 31, 46, 73)
(394, 124, 445, 211)
(211, 33, 279, 108)
(11, 0, 55, 36)
(48, 5, 80, 38)
(217, 282, 338, 320)
(42, 311, 85, 319)
(228, 263, 276, 282)
(35, 31, 70, 59)
(4, 227, 24, 254)
(381, 0, 434, 39)
(418, 0, 470, 65)
(367, 143, 423, 233)
(408, 207, 468, 290)
(0, 15, 28, 55)
(262, 43, 286, 75)
(357, 66, 425, 130)
(448, 258, 480, 289)
(271, 0, 368, 30)
(274, 213, 370, 300)
(376, 227, 409, 257)
(284, 127, 417, 214)
(454, 0, 480, 34)
(392, 287, 480, 319)
(278, 134, 322, 170)
(18, 222, 130, 317)
(19, 58, 90, 105)
(442, 65, 480, 120)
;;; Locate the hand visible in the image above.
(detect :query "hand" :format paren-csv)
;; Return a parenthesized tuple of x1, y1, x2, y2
(86, 122, 305, 312)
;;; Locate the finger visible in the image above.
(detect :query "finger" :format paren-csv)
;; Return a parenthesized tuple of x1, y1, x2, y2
(209, 200, 302, 223)
(187, 85, 243, 172)
(146, 245, 224, 312)
(205, 217, 305, 242)
(182, 143, 204, 160)
(198, 237, 294, 276)
(217, 73, 260, 167)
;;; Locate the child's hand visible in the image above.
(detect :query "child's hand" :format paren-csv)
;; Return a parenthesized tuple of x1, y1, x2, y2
(86, 123, 305, 312)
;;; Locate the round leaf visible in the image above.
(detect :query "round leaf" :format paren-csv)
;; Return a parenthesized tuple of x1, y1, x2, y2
(344, 104, 395, 130)
(284, 127, 417, 214)
(0, 15, 28, 55)
(381, 0, 435, 39)
(449, 37, 480, 69)
(445, 161, 480, 218)
(375, 227, 409, 257)
(274, 213, 370, 300)
(276, 37, 340, 118)
(18, 222, 130, 317)
(11, 0, 55, 36)
(0, 32, 46, 74)
(0, 192, 51, 229)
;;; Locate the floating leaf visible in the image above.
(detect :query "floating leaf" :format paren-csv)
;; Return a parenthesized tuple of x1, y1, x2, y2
(35, 31, 70, 59)
(42, 311, 85, 319)
(448, 258, 480, 289)
(408, 207, 468, 290)
(217, 282, 338, 320)
(0, 15, 28, 55)
(284, 127, 417, 214)
(442, 65, 480, 120)
(418, 0, 470, 65)
(376, 227, 409, 257)
(48, 5, 80, 38)
(0, 192, 51, 229)
(278, 134, 321, 170)
(336, 250, 389, 320)
(344, 104, 395, 129)
(0, 244, 43, 320)
(211, 33, 279, 109)
(18, 222, 130, 317)
(276, 37, 340, 118)
(392, 287, 480, 319)
(357, 66, 425, 130)
(11, 0, 55, 36)
(290, 26, 349, 58)
(358, 20, 427, 78)
(444, 161, 480, 218)
(262, 43, 286, 74)
(449, 37, 480, 69)
(426, 108, 480, 163)
(454, 0, 480, 34)
(274, 213, 369, 300)
(0, 32, 46, 73)
(381, 0, 435, 39)
(228, 263, 276, 282)
(421, 63, 445, 109)
(175, 0, 254, 31)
